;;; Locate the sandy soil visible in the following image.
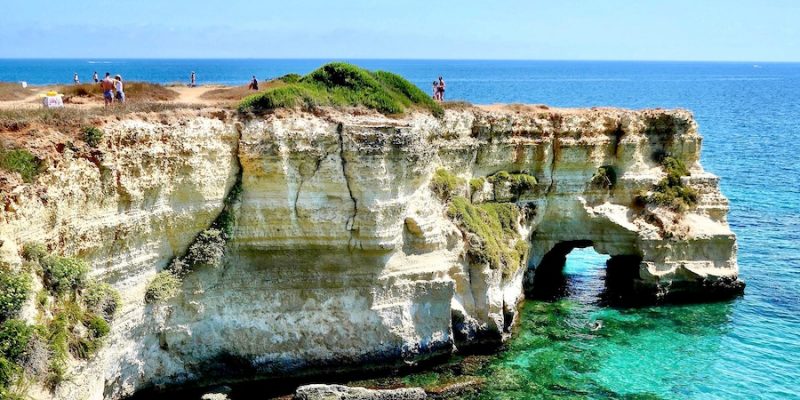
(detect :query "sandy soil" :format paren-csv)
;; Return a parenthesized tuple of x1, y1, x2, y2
(0, 85, 228, 110)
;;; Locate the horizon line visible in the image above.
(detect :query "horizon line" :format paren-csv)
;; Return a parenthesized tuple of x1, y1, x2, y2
(0, 57, 798, 64)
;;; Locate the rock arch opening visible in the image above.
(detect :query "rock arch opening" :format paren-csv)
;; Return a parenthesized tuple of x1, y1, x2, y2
(524, 240, 643, 305)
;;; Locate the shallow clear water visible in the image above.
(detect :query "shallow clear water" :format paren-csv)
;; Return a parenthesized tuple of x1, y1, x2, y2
(4, 60, 798, 399)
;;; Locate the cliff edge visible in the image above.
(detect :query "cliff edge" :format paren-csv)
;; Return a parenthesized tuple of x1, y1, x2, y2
(0, 104, 742, 399)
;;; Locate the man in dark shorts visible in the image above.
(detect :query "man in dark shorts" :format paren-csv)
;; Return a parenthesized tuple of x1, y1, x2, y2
(249, 75, 259, 90)
(100, 72, 115, 107)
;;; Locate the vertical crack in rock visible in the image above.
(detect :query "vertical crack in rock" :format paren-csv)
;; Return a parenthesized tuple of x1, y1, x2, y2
(293, 151, 328, 218)
(546, 132, 560, 195)
(337, 123, 359, 250)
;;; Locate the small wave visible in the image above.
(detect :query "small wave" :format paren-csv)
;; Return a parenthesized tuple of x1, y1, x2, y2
(88, 61, 113, 64)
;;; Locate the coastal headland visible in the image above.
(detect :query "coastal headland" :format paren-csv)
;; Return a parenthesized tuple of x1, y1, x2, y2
(0, 63, 742, 400)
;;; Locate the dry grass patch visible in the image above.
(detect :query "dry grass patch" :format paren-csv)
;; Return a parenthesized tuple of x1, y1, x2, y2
(0, 83, 35, 101)
(200, 80, 287, 102)
(59, 82, 178, 102)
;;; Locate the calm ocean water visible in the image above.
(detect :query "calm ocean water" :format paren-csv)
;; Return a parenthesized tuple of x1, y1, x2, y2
(3, 60, 798, 399)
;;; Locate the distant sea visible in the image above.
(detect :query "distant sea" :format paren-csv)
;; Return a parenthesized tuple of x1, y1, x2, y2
(3, 59, 799, 399)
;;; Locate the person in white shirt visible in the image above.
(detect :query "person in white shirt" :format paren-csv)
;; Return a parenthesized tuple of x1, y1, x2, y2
(114, 75, 125, 103)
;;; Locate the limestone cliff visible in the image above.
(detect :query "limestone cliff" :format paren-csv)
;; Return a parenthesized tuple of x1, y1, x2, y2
(0, 105, 742, 399)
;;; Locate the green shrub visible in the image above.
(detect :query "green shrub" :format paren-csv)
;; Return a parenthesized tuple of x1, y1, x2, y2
(279, 73, 302, 83)
(0, 320, 33, 362)
(431, 168, 465, 201)
(0, 356, 19, 390)
(447, 197, 528, 278)
(488, 171, 538, 198)
(46, 305, 74, 387)
(41, 256, 89, 295)
(82, 282, 120, 321)
(239, 62, 443, 117)
(21, 243, 47, 263)
(591, 165, 617, 189)
(145, 271, 181, 303)
(185, 229, 226, 267)
(84, 315, 110, 339)
(0, 146, 42, 183)
(641, 156, 698, 212)
(82, 126, 104, 148)
(0, 268, 31, 322)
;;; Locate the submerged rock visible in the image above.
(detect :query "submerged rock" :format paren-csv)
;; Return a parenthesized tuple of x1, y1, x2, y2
(294, 384, 427, 400)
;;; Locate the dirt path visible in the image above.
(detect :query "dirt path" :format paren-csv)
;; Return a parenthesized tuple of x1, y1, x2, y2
(170, 85, 223, 105)
(0, 85, 227, 110)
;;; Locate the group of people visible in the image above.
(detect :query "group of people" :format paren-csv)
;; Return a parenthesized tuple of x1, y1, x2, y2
(432, 76, 446, 101)
(72, 72, 125, 106)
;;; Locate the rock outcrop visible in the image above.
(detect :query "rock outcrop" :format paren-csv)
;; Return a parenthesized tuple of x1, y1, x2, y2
(0, 105, 742, 399)
(294, 384, 427, 400)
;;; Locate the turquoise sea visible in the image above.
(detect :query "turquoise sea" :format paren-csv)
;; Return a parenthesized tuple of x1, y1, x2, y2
(3, 60, 798, 399)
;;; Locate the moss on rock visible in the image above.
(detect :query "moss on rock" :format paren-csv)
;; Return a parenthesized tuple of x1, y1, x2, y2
(447, 197, 529, 278)
(431, 168, 466, 201)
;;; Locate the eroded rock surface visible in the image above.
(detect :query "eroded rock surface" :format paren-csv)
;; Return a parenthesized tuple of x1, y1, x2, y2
(0, 106, 742, 399)
(295, 384, 427, 400)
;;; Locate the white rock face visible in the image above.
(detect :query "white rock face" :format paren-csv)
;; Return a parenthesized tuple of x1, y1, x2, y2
(0, 106, 741, 399)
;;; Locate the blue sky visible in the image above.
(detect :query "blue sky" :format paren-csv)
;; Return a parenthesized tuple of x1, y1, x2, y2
(1, 0, 798, 61)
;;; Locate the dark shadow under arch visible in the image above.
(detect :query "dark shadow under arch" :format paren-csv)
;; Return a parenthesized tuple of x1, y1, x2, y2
(525, 240, 643, 306)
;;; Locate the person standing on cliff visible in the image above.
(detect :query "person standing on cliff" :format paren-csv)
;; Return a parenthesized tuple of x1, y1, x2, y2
(432, 80, 439, 100)
(73, 72, 80, 85)
(436, 76, 446, 101)
(93, 71, 99, 83)
(100, 72, 115, 107)
(190, 71, 196, 87)
(249, 75, 259, 90)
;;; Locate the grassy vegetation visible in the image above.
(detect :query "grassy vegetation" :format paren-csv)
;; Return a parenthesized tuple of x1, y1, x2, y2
(0, 83, 34, 101)
(469, 177, 486, 198)
(0, 266, 31, 322)
(0, 103, 204, 137)
(591, 165, 617, 189)
(16, 245, 120, 391)
(431, 168, 466, 201)
(447, 197, 529, 278)
(82, 126, 104, 148)
(488, 171, 537, 199)
(83, 282, 120, 321)
(41, 256, 89, 295)
(144, 271, 181, 303)
(59, 82, 178, 102)
(638, 156, 698, 212)
(238, 62, 443, 117)
(0, 145, 43, 183)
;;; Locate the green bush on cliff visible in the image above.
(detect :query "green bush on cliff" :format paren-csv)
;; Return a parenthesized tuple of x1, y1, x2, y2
(145, 271, 181, 303)
(41, 256, 89, 295)
(83, 281, 121, 321)
(639, 156, 698, 212)
(21, 243, 47, 263)
(488, 171, 538, 198)
(447, 197, 528, 278)
(82, 126, 104, 148)
(0, 266, 31, 322)
(238, 62, 443, 117)
(0, 145, 43, 183)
